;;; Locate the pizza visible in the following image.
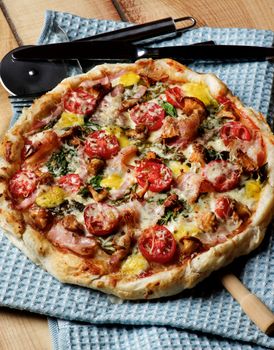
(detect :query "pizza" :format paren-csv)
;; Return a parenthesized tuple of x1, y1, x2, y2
(0, 58, 273, 299)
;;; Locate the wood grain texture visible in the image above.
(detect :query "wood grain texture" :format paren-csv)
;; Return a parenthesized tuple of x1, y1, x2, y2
(1, 0, 120, 44)
(115, 0, 274, 30)
(0, 309, 50, 350)
(0, 8, 17, 138)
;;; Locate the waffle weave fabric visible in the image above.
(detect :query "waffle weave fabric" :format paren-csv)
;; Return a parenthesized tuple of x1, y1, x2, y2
(1, 10, 274, 350)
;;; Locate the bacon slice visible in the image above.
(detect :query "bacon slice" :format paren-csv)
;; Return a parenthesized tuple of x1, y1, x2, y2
(47, 222, 97, 257)
(23, 131, 60, 168)
(176, 172, 203, 203)
(106, 145, 138, 175)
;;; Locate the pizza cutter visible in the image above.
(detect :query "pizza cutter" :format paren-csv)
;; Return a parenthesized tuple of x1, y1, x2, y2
(0, 16, 197, 96)
(0, 46, 68, 96)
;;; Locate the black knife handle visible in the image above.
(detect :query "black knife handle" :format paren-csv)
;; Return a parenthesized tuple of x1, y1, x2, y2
(75, 17, 196, 43)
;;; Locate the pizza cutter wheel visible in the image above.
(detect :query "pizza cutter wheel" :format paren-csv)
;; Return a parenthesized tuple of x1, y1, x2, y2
(0, 46, 68, 95)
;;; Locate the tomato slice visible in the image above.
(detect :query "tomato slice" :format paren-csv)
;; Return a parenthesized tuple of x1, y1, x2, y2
(63, 88, 97, 115)
(84, 203, 120, 236)
(9, 170, 38, 198)
(215, 196, 233, 219)
(84, 130, 120, 160)
(136, 159, 173, 193)
(165, 87, 184, 108)
(130, 101, 165, 131)
(57, 174, 82, 193)
(220, 121, 252, 145)
(203, 160, 241, 192)
(138, 225, 176, 264)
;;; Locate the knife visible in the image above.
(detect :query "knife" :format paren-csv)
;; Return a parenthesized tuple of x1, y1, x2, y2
(12, 41, 274, 61)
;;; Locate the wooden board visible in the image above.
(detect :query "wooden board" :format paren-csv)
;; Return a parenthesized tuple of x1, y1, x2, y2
(0, 8, 17, 137)
(0, 308, 51, 350)
(1, 0, 121, 44)
(114, 0, 274, 30)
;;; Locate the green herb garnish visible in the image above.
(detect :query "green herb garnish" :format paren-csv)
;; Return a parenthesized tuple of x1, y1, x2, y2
(205, 148, 229, 162)
(162, 102, 178, 118)
(47, 144, 77, 177)
(89, 175, 103, 191)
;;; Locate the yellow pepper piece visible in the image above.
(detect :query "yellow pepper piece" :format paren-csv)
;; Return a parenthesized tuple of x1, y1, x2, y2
(245, 180, 261, 200)
(55, 112, 84, 129)
(36, 186, 66, 208)
(100, 174, 123, 190)
(119, 72, 140, 87)
(121, 253, 149, 275)
(174, 223, 201, 241)
(105, 125, 130, 148)
(168, 161, 190, 177)
(182, 82, 218, 107)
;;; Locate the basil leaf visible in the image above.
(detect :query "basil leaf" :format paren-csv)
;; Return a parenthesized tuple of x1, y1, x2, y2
(162, 102, 178, 118)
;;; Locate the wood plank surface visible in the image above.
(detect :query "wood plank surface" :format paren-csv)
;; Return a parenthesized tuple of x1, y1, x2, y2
(0, 8, 17, 137)
(0, 1, 273, 349)
(1, 0, 121, 44)
(0, 308, 51, 350)
(114, 0, 274, 30)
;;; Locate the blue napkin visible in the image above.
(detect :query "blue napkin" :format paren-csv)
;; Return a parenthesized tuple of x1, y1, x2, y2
(2, 10, 274, 350)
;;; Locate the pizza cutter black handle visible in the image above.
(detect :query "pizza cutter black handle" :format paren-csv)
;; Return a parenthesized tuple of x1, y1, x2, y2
(75, 16, 196, 43)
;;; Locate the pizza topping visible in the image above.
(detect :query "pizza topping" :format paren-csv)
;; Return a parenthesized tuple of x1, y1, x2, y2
(9, 170, 38, 198)
(84, 130, 120, 160)
(121, 253, 149, 275)
(27, 205, 53, 231)
(119, 72, 140, 86)
(182, 82, 217, 107)
(165, 86, 184, 108)
(63, 88, 97, 115)
(87, 158, 105, 176)
(203, 160, 241, 192)
(161, 116, 180, 139)
(23, 130, 60, 168)
(35, 186, 66, 208)
(138, 225, 176, 264)
(109, 231, 132, 272)
(180, 97, 208, 122)
(130, 101, 165, 131)
(84, 203, 120, 236)
(220, 121, 252, 145)
(46, 143, 77, 177)
(54, 112, 84, 129)
(179, 236, 203, 257)
(135, 159, 173, 193)
(47, 221, 97, 257)
(121, 85, 148, 111)
(57, 174, 82, 193)
(199, 211, 218, 233)
(214, 196, 234, 219)
(62, 214, 85, 233)
(176, 172, 205, 204)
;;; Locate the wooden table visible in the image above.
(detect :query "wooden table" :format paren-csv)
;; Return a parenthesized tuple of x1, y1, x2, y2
(0, 1, 273, 348)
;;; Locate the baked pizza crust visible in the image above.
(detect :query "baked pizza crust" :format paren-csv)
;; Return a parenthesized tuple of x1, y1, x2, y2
(0, 58, 274, 299)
